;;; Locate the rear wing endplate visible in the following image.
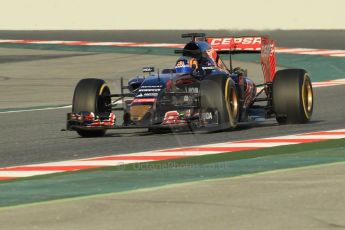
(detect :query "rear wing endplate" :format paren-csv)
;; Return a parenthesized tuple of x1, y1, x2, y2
(207, 37, 276, 83)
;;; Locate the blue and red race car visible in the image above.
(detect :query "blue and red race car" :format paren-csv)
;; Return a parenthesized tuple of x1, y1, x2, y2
(66, 33, 313, 137)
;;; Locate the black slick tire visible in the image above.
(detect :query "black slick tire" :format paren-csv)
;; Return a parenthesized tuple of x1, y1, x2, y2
(72, 78, 111, 137)
(200, 75, 239, 131)
(273, 69, 313, 124)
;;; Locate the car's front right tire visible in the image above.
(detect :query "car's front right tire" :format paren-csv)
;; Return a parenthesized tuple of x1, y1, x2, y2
(200, 75, 239, 131)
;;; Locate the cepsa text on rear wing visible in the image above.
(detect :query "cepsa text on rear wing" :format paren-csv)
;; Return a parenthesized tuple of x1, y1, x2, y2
(207, 36, 276, 83)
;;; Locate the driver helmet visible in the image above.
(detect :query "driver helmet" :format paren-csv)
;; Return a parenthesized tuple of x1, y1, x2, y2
(175, 56, 198, 74)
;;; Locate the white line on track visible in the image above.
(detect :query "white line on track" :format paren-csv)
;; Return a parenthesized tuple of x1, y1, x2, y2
(268, 134, 345, 139)
(0, 171, 62, 177)
(36, 160, 152, 167)
(0, 105, 72, 114)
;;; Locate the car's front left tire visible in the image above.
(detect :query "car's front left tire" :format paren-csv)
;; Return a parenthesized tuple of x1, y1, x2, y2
(72, 78, 111, 137)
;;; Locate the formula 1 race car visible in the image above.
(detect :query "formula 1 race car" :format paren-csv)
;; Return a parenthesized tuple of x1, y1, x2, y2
(66, 33, 313, 137)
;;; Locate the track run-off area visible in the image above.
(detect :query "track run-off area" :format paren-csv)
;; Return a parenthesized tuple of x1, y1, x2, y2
(0, 30, 344, 229)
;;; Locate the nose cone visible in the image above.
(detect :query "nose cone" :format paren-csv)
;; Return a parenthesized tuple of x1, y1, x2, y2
(130, 105, 152, 122)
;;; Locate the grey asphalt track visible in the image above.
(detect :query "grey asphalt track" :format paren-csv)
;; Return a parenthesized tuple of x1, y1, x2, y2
(0, 84, 344, 167)
(0, 31, 344, 167)
(0, 30, 344, 230)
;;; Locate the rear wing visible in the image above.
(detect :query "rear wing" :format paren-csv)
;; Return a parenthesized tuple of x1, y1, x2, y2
(207, 36, 276, 83)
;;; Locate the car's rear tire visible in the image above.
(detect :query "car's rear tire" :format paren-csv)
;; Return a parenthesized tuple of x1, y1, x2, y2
(273, 69, 313, 124)
(72, 78, 111, 137)
(200, 75, 239, 131)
